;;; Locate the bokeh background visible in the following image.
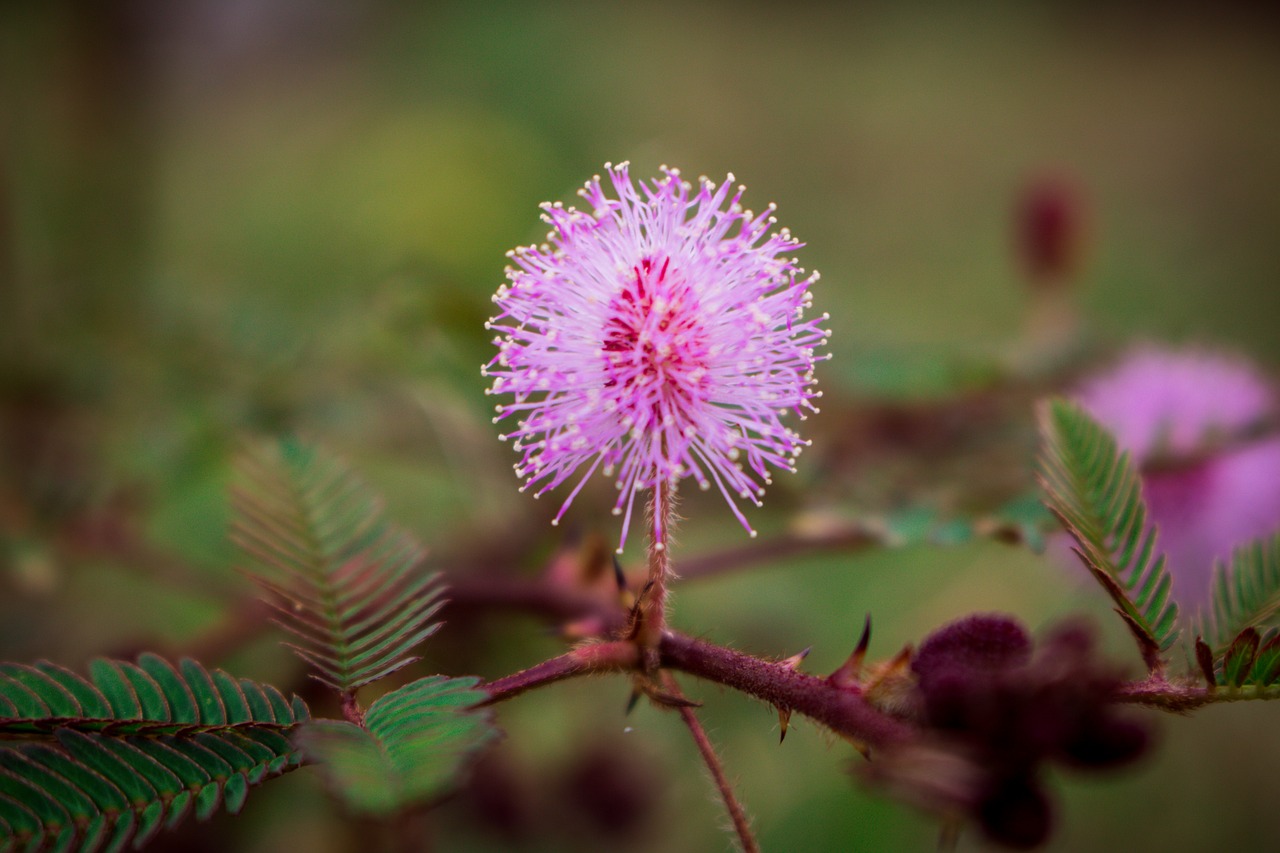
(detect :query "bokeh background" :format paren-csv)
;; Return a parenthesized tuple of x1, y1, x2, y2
(3, 2, 1279, 851)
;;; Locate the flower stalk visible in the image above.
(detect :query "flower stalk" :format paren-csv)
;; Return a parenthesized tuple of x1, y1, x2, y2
(634, 481, 675, 668)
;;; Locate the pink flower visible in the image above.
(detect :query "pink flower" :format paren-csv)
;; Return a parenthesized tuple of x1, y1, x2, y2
(485, 163, 830, 553)
(1075, 346, 1280, 608)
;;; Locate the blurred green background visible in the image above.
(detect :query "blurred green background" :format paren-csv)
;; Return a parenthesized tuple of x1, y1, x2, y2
(2, 2, 1279, 850)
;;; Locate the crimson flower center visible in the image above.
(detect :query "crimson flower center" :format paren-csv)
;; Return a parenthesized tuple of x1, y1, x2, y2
(601, 256, 712, 427)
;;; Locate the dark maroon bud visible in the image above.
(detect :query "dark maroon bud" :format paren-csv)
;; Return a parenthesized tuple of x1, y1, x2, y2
(914, 614, 1032, 684)
(883, 617, 1149, 848)
(1015, 174, 1084, 288)
(1018, 683, 1082, 756)
(1059, 714, 1150, 769)
(1036, 620, 1095, 661)
(979, 775, 1053, 849)
(915, 664, 977, 730)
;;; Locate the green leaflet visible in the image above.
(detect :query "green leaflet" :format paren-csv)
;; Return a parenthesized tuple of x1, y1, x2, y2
(0, 656, 308, 852)
(1208, 534, 1280, 654)
(298, 676, 499, 815)
(1197, 629, 1280, 690)
(0, 655, 306, 736)
(1247, 633, 1280, 687)
(233, 440, 446, 694)
(1037, 399, 1181, 671)
(1221, 628, 1261, 688)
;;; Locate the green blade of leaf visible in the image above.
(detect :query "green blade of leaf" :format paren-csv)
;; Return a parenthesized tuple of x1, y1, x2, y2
(0, 656, 309, 850)
(232, 440, 448, 695)
(1222, 628, 1261, 687)
(1248, 634, 1280, 686)
(1, 656, 305, 737)
(298, 675, 499, 815)
(1037, 398, 1181, 670)
(1207, 534, 1280, 653)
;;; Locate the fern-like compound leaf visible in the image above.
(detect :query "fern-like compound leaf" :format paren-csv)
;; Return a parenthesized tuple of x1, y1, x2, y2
(1207, 533, 1280, 654)
(0, 655, 308, 852)
(298, 675, 499, 815)
(232, 439, 446, 695)
(1037, 399, 1181, 671)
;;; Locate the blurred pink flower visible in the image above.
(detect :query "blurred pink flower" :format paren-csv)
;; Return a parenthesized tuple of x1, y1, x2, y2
(1074, 346, 1280, 608)
(485, 163, 829, 552)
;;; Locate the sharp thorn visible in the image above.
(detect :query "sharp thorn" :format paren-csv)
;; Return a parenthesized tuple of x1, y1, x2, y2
(625, 689, 641, 716)
(777, 706, 792, 743)
(780, 646, 812, 671)
(828, 614, 872, 688)
(633, 579, 655, 611)
(856, 613, 872, 657)
(648, 690, 702, 709)
(631, 579, 655, 618)
(612, 554, 628, 592)
(887, 645, 912, 669)
(624, 579, 656, 641)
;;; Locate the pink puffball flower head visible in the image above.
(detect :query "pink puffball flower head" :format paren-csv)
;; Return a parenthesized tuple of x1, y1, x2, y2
(1074, 346, 1280, 609)
(484, 163, 831, 554)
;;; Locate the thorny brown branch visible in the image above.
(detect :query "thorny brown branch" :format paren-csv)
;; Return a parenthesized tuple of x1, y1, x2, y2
(470, 565, 1276, 743)
(169, 504, 1276, 728)
(481, 634, 913, 750)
